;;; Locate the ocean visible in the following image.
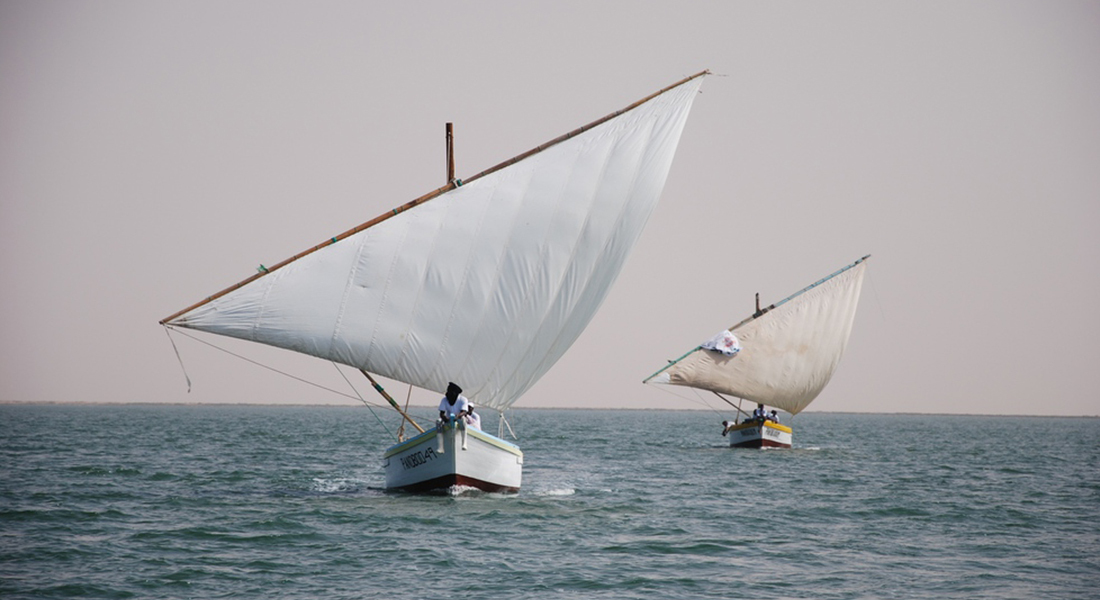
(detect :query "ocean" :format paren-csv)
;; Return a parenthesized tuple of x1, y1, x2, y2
(1, 404, 1096, 599)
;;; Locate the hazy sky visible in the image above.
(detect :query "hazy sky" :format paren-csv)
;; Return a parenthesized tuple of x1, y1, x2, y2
(2, 1, 1098, 416)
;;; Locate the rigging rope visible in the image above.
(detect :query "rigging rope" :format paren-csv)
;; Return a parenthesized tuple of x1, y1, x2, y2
(331, 362, 394, 440)
(164, 326, 192, 393)
(396, 384, 413, 441)
(645, 383, 727, 418)
(500, 410, 517, 440)
(163, 327, 389, 409)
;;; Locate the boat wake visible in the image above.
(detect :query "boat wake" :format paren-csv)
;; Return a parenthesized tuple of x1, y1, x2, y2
(310, 477, 367, 494)
(445, 484, 485, 496)
(535, 487, 576, 497)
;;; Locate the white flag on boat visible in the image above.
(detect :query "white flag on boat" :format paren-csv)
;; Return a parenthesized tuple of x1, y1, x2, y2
(701, 330, 741, 356)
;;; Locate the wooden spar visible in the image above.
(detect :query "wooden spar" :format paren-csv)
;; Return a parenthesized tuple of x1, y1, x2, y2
(456, 70, 709, 191)
(159, 70, 710, 325)
(712, 391, 751, 419)
(361, 370, 424, 434)
(725, 254, 871, 332)
(446, 122, 455, 183)
(158, 177, 456, 325)
(396, 384, 414, 441)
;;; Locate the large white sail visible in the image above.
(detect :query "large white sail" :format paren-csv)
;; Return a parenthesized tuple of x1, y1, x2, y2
(164, 73, 706, 412)
(645, 257, 869, 415)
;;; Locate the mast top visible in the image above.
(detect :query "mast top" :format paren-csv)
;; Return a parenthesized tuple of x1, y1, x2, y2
(446, 122, 455, 184)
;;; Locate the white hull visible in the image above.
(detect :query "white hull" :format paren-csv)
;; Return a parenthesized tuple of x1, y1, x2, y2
(383, 424, 523, 493)
(727, 420, 793, 448)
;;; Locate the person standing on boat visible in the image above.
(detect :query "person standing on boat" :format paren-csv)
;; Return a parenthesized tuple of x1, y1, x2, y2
(465, 404, 482, 430)
(753, 403, 767, 423)
(438, 382, 469, 428)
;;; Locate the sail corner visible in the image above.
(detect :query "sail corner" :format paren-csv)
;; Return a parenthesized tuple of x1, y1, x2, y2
(645, 372, 672, 385)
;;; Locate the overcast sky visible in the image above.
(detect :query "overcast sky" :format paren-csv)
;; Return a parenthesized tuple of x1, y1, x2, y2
(2, 1, 1097, 416)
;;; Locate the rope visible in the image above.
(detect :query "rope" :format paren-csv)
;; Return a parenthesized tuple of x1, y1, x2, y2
(164, 326, 192, 392)
(164, 327, 388, 408)
(500, 410, 517, 440)
(396, 384, 413, 441)
(646, 383, 727, 418)
(331, 362, 394, 440)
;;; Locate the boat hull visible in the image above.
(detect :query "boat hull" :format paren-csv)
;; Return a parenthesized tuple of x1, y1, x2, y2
(727, 420, 793, 448)
(383, 424, 523, 493)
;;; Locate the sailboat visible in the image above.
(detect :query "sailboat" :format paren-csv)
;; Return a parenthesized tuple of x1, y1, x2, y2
(643, 256, 870, 448)
(160, 71, 708, 493)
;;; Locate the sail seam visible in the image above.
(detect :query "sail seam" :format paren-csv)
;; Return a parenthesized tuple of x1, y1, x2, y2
(368, 210, 420, 383)
(647, 258, 869, 415)
(406, 186, 487, 398)
(641, 257, 874, 381)
(514, 105, 659, 401)
(328, 232, 370, 366)
(160, 71, 710, 326)
(449, 167, 539, 410)
(727, 255, 870, 331)
(487, 126, 610, 409)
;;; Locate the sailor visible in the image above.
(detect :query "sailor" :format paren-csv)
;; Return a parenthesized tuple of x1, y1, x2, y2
(753, 403, 767, 423)
(768, 409, 779, 423)
(437, 382, 470, 428)
(465, 404, 482, 430)
(721, 420, 736, 436)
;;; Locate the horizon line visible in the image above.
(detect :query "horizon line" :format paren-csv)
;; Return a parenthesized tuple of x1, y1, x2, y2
(0, 400, 1095, 419)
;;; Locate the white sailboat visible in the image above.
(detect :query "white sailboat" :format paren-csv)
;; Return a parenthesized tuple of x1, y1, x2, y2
(161, 71, 708, 493)
(644, 256, 870, 448)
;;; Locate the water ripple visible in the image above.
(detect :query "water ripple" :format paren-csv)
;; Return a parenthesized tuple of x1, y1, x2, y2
(1, 406, 1097, 599)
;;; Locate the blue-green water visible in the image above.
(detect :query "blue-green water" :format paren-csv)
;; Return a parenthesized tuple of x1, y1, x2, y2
(1, 405, 1097, 599)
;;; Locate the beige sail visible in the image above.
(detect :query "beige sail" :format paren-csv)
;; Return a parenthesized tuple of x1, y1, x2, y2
(645, 256, 869, 415)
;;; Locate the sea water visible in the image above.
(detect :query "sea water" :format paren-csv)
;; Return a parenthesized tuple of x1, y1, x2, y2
(1, 405, 1096, 599)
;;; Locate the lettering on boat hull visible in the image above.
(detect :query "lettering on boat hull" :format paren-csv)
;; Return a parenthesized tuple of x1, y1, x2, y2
(399, 447, 437, 471)
(729, 421, 793, 449)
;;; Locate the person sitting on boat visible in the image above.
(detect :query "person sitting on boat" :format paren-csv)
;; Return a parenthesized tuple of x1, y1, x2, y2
(752, 403, 767, 423)
(437, 382, 469, 429)
(465, 404, 482, 430)
(768, 409, 779, 423)
(721, 420, 736, 436)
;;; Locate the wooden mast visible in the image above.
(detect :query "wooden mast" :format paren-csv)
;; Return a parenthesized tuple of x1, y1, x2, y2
(369, 123, 458, 434)
(446, 122, 455, 183)
(712, 391, 751, 420)
(160, 70, 709, 326)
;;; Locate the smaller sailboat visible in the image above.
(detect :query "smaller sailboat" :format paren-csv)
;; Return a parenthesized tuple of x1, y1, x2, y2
(643, 256, 870, 448)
